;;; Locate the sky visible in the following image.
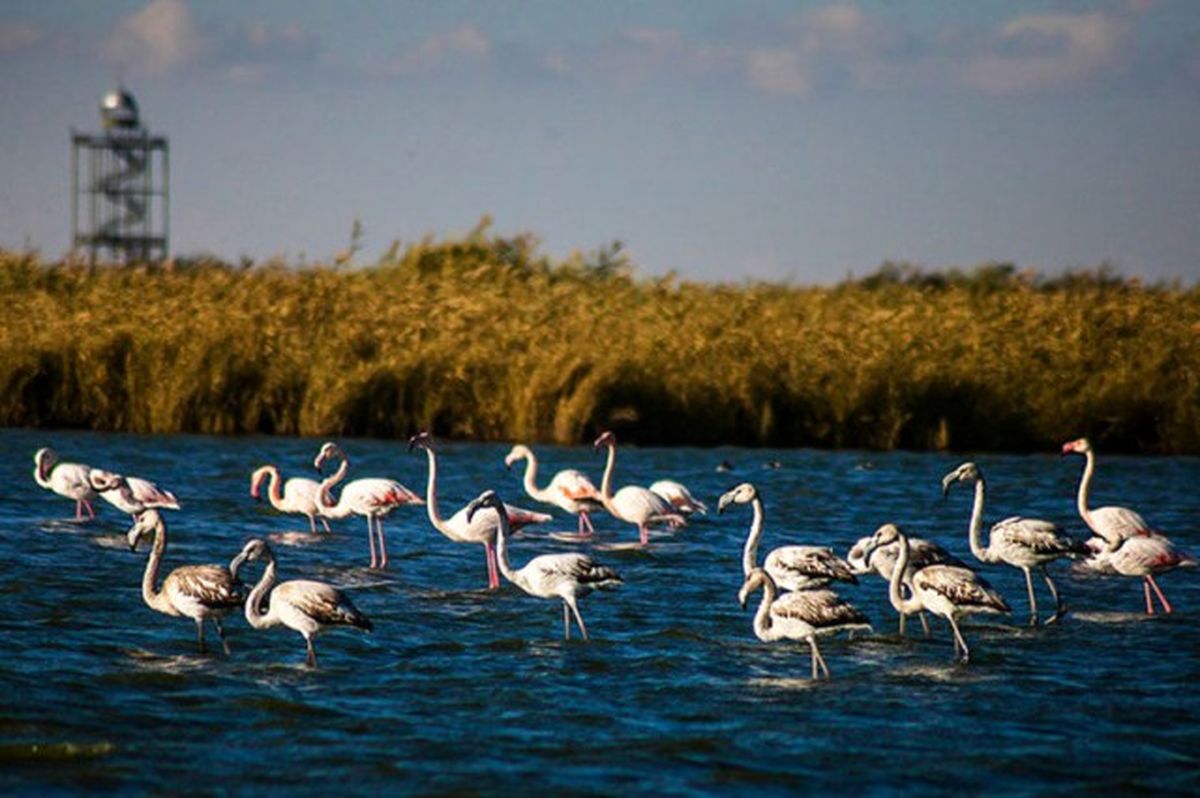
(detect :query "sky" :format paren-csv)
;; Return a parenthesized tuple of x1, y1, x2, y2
(2, 0, 1199, 284)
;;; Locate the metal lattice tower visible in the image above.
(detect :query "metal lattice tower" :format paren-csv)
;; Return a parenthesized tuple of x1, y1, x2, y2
(71, 87, 169, 263)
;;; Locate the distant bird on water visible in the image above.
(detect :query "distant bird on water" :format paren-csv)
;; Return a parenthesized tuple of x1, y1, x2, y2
(89, 468, 180, 519)
(466, 490, 622, 640)
(592, 431, 685, 546)
(32, 447, 98, 521)
(845, 532, 963, 637)
(504, 444, 605, 538)
(942, 462, 1087, 625)
(250, 458, 328, 534)
(649, 479, 708, 517)
(738, 567, 871, 680)
(127, 509, 245, 655)
(231, 538, 373, 667)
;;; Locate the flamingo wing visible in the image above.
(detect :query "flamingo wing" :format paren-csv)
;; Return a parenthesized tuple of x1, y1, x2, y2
(1090, 505, 1153, 541)
(766, 545, 858, 588)
(992, 516, 1088, 557)
(276, 580, 373, 630)
(128, 476, 181, 510)
(166, 565, 245, 612)
(549, 470, 602, 501)
(771, 589, 870, 630)
(915, 566, 1010, 613)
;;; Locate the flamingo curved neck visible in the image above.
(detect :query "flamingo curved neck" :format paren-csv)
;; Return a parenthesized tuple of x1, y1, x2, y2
(33, 454, 55, 488)
(1076, 450, 1096, 529)
(255, 466, 286, 511)
(967, 477, 995, 563)
(742, 497, 766, 577)
(752, 576, 777, 641)
(598, 443, 619, 512)
(515, 450, 550, 502)
(244, 556, 280, 629)
(140, 521, 175, 615)
(419, 447, 451, 534)
(491, 510, 523, 588)
(317, 456, 354, 519)
(888, 535, 923, 615)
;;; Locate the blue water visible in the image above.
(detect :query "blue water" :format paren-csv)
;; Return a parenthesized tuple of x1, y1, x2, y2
(2, 428, 1198, 794)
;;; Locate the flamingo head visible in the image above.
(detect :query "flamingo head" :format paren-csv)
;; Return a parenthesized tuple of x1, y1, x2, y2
(940, 462, 981, 497)
(592, 430, 616, 451)
(1061, 438, 1091, 456)
(864, 523, 903, 559)
(88, 468, 125, 493)
(313, 442, 345, 473)
(845, 538, 875, 574)
(717, 482, 757, 514)
(503, 445, 531, 470)
(229, 537, 272, 580)
(126, 509, 163, 551)
(408, 431, 434, 453)
(465, 489, 504, 524)
(33, 447, 57, 481)
(737, 567, 770, 608)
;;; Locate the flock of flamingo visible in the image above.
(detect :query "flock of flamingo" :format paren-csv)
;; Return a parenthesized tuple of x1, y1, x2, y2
(31, 433, 1196, 675)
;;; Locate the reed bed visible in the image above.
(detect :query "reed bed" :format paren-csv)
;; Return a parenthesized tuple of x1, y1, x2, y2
(2, 231, 1197, 453)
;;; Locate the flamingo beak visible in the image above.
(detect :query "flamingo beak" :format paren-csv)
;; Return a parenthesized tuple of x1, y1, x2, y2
(940, 475, 954, 498)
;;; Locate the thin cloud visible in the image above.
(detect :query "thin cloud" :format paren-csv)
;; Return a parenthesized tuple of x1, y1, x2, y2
(101, 0, 207, 75)
(383, 25, 491, 77)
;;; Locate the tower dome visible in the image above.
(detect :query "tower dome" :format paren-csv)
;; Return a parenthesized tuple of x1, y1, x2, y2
(100, 88, 140, 130)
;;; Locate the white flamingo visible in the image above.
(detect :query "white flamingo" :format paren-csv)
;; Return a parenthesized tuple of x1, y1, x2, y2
(409, 433, 552, 589)
(863, 524, 1009, 663)
(230, 538, 374, 667)
(313, 442, 422, 570)
(1078, 533, 1196, 614)
(126, 509, 245, 655)
(32, 447, 97, 520)
(1062, 437, 1156, 548)
(466, 490, 623, 640)
(942, 462, 1087, 625)
(718, 482, 858, 592)
(250, 462, 328, 534)
(650, 479, 708, 517)
(88, 468, 180, 518)
(738, 567, 871, 680)
(504, 444, 605, 537)
(592, 431, 685, 546)
(846, 532, 964, 636)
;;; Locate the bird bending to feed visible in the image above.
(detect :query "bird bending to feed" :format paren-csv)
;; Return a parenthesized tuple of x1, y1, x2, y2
(942, 462, 1087, 626)
(126, 509, 245, 655)
(845, 532, 964, 637)
(314, 442, 423, 570)
(32, 447, 98, 521)
(88, 468, 180, 519)
(504, 444, 605, 538)
(649, 480, 708, 517)
(863, 524, 1009, 663)
(592, 431, 686, 546)
(719, 483, 858, 592)
(466, 489, 622, 640)
(738, 567, 870, 680)
(250, 460, 328, 534)
(1062, 437, 1195, 613)
(410, 433, 552, 589)
(230, 538, 373, 667)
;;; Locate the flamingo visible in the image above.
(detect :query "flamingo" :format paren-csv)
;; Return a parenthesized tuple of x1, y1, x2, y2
(942, 462, 1088, 626)
(503, 444, 605, 538)
(592, 431, 685, 546)
(863, 524, 1009, 663)
(649, 480, 708, 517)
(466, 490, 623, 640)
(88, 468, 180, 518)
(409, 433, 552, 589)
(250, 461, 328, 534)
(718, 482, 858, 592)
(230, 538, 373, 667)
(126, 509, 245, 655)
(738, 567, 871, 680)
(1077, 533, 1195, 614)
(32, 447, 97, 520)
(1062, 437, 1155, 548)
(313, 442, 422, 570)
(845, 533, 964, 637)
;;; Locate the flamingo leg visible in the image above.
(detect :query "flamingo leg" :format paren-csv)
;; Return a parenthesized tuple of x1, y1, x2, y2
(195, 620, 207, 654)
(563, 602, 571, 640)
(1147, 574, 1173, 614)
(74, 500, 83, 520)
(947, 616, 970, 663)
(807, 639, 820, 679)
(639, 524, 649, 546)
(305, 636, 318, 668)
(306, 513, 317, 534)
(1041, 568, 1065, 624)
(367, 517, 378, 569)
(580, 511, 595, 536)
(1143, 579, 1155, 615)
(919, 612, 932, 639)
(84, 500, 96, 520)
(377, 518, 389, 570)
(566, 596, 589, 641)
(484, 541, 499, 589)
(319, 516, 332, 534)
(897, 612, 906, 637)
(1023, 567, 1039, 626)
(213, 618, 231, 655)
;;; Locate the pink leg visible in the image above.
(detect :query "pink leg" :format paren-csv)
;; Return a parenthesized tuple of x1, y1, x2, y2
(1147, 574, 1173, 614)
(377, 519, 389, 570)
(367, 517, 378, 569)
(75, 500, 84, 520)
(1143, 579, 1155, 615)
(84, 500, 96, 519)
(580, 512, 595, 536)
(484, 541, 499, 589)
(639, 524, 649, 546)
